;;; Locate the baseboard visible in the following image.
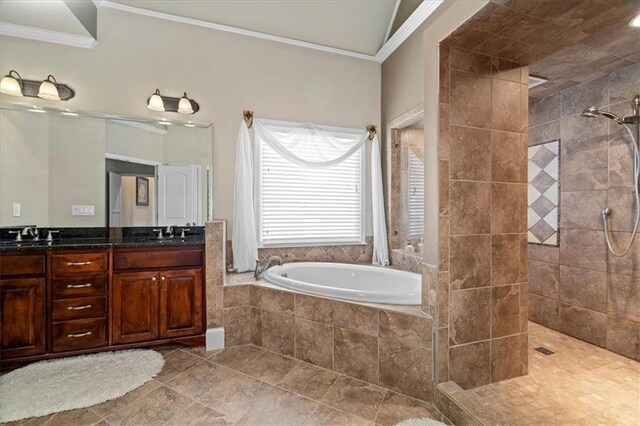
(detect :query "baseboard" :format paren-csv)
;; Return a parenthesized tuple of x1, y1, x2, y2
(206, 327, 225, 351)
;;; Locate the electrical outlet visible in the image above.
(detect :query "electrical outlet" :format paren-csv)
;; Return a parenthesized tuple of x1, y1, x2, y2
(72, 205, 95, 216)
(12, 203, 20, 217)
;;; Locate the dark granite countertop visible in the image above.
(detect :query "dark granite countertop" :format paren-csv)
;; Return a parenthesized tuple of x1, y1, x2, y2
(0, 236, 204, 252)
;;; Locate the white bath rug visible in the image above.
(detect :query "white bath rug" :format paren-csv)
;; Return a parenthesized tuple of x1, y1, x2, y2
(396, 418, 447, 426)
(0, 349, 164, 423)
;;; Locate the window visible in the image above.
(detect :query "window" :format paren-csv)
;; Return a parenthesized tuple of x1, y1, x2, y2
(255, 123, 365, 247)
(408, 149, 424, 237)
(528, 140, 559, 246)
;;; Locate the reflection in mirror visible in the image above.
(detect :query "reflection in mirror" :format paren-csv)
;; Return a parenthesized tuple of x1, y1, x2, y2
(388, 112, 424, 253)
(0, 105, 212, 228)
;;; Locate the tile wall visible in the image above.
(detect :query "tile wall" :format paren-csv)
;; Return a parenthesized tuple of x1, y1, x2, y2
(221, 283, 433, 403)
(437, 45, 530, 390)
(528, 62, 640, 361)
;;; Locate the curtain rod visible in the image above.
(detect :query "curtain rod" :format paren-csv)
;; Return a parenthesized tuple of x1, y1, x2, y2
(242, 110, 376, 140)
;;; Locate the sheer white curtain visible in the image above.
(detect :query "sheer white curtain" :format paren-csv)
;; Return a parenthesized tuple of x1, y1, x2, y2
(232, 118, 389, 271)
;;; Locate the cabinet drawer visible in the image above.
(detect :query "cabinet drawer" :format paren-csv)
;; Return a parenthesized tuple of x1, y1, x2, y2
(52, 318, 107, 352)
(114, 248, 202, 270)
(52, 297, 107, 321)
(52, 252, 108, 276)
(52, 276, 107, 299)
(0, 254, 45, 276)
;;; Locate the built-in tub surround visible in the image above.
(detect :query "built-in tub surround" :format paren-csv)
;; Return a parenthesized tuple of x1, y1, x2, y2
(391, 248, 423, 274)
(528, 63, 640, 361)
(436, 44, 529, 390)
(221, 277, 433, 403)
(264, 262, 421, 305)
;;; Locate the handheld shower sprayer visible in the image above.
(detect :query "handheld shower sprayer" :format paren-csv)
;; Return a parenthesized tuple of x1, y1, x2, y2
(581, 95, 640, 257)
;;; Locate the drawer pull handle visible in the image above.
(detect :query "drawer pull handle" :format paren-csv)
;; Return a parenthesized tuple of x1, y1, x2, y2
(67, 261, 93, 266)
(67, 304, 92, 310)
(66, 283, 92, 289)
(67, 332, 92, 338)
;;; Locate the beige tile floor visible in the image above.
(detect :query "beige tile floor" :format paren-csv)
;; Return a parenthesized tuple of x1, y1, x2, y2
(441, 322, 640, 426)
(5, 345, 441, 426)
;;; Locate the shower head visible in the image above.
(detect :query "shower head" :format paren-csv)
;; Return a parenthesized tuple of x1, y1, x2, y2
(581, 106, 623, 123)
(581, 106, 599, 118)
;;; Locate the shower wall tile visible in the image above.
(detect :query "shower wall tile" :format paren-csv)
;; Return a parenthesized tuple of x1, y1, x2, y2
(559, 229, 607, 271)
(607, 232, 640, 277)
(559, 190, 606, 230)
(491, 284, 521, 338)
(449, 181, 491, 235)
(559, 303, 607, 347)
(449, 288, 491, 345)
(609, 144, 634, 189)
(450, 235, 491, 290)
(529, 94, 560, 127)
(449, 341, 491, 390)
(491, 335, 523, 382)
(438, 216, 449, 272)
(607, 273, 640, 322)
(558, 266, 608, 313)
(439, 160, 450, 215)
(560, 75, 609, 118)
(609, 62, 640, 105)
(528, 260, 559, 299)
(562, 149, 609, 192)
(491, 131, 527, 183)
(491, 57, 521, 83)
(560, 115, 609, 154)
(492, 79, 523, 132)
(606, 317, 640, 361)
(449, 126, 491, 181)
(450, 47, 492, 75)
(607, 188, 638, 232)
(491, 234, 521, 286)
(449, 70, 492, 128)
(528, 294, 559, 330)
(491, 183, 523, 234)
(528, 243, 559, 263)
(529, 121, 561, 145)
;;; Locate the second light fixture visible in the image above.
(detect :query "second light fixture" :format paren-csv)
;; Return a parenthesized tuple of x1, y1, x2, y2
(147, 89, 199, 114)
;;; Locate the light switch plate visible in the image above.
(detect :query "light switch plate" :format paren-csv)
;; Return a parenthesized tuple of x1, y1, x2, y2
(12, 203, 20, 217)
(72, 205, 95, 216)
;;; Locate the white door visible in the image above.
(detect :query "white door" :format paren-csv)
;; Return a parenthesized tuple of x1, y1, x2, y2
(156, 165, 201, 226)
(108, 172, 122, 226)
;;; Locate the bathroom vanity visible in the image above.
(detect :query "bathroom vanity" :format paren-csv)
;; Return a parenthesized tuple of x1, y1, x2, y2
(0, 239, 205, 366)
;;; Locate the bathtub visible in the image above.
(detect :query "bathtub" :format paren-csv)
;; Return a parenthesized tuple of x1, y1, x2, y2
(263, 262, 421, 305)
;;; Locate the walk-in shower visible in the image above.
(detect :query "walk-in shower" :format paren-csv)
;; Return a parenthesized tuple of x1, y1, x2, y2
(582, 95, 640, 256)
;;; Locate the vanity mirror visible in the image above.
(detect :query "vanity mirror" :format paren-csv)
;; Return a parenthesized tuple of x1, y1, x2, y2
(0, 104, 213, 228)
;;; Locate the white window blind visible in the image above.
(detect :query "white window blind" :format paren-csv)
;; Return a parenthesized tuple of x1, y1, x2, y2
(408, 150, 424, 236)
(256, 126, 365, 247)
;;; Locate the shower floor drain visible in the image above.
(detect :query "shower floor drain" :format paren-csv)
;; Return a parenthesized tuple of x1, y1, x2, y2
(534, 346, 555, 355)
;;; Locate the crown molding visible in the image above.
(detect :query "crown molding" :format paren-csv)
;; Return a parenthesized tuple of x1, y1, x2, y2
(376, 0, 444, 63)
(0, 21, 97, 48)
(383, 0, 402, 44)
(99, 0, 379, 62)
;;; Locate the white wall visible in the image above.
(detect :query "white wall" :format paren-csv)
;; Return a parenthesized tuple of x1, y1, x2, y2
(0, 6, 381, 234)
(0, 110, 49, 227)
(121, 176, 155, 226)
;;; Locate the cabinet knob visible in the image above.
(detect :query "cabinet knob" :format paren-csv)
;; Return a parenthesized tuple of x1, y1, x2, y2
(160, 276, 166, 281)
(151, 277, 157, 282)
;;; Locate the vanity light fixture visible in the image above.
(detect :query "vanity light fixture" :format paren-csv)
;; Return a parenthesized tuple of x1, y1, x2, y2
(0, 70, 23, 96)
(631, 12, 640, 27)
(158, 120, 172, 126)
(28, 107, 46, 113)
(0, 70, 74, 100)
(61, 111, 79, 116)
(38, 75, 61, 100)
(146, 89, 199, 114)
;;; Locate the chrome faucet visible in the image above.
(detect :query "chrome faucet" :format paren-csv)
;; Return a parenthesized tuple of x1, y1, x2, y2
(21, 226, 39, 241)
(165, 225, 174, 238)
(254, 256, 283, 280)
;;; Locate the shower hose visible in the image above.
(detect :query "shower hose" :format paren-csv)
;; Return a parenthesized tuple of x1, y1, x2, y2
(603, 123, 640, 257)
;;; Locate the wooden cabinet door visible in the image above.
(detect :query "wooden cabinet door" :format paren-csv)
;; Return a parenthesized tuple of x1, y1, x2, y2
(159, 269, 203, 338)
(0, 278, 45, 358)
(112, 271, 160, 344)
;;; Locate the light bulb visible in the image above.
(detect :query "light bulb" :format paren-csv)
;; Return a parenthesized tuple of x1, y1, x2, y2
(0, 70, 23, 97)
(178, 92, 194, 114)
(38, 75, 61, 101)
(147, 89, 165, 112)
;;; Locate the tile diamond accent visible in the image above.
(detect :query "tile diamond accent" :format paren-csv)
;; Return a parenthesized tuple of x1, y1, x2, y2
(530, 145, 556, 169)
(528, 140, 560, 246)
